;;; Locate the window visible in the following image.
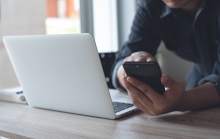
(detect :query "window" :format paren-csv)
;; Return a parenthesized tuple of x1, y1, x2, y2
(0, 0, 137, 88)
(93, 0, 118, 53)
(46, 0, 81, 34)
(0, 0, 81, 88)
(92, 0, 136, 52)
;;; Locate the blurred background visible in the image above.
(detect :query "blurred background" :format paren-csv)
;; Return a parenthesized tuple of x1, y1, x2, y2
(0, 0, 191, 89)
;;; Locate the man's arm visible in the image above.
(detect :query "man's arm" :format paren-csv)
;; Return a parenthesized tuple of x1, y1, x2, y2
(122, 74, 220, 116)
(179, 8, 220, 111)
(181, 82, 220, 111)
(111, 5, 161, 90)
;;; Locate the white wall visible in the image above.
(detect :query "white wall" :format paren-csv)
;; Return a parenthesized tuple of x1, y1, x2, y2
(0, 0, 47, 89)
(93, 0, 118, 52)
(117, 0, 136, 49)
(157, 42, 192, 83)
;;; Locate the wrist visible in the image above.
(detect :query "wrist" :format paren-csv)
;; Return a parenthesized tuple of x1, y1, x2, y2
(176, 91, 192, 111)
(176, 83, 220, 111)
(117, 65, 126, 88)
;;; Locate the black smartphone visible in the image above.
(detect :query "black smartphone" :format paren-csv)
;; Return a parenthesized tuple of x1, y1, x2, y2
(123, 62, 165, 94)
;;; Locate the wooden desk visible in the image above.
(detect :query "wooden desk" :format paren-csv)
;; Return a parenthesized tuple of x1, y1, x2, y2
(0, 101, 220, 139)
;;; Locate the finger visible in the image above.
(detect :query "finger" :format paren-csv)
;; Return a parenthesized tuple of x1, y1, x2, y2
(124, 56, 133, 62)
(127, 91, 150, 114)
(131, 51, 150, 56)
(139, 51, 157, 62)
(161, 74, 184, 91)
(124, 57, 132, 62)
(123, 72, 127, 77)
(133, 55, 156, 62)
(127, 77, 162, 101)
(133, 55, 148, 62)
(146, 57, 157, 62)
(123, 77, 153, 108)
(131, 52, 157, 62)
(125, 55, 147, 62)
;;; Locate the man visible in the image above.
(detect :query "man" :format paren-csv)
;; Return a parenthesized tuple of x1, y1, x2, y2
(111, 0, 220, 115)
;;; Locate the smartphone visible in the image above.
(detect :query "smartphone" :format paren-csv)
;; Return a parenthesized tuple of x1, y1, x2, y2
(123, 62, 165, 94)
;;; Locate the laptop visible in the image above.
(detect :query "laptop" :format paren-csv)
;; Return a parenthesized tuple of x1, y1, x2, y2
(3, 33, 138, 119)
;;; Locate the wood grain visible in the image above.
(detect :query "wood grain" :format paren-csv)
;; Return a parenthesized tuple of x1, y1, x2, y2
(0, 101, 220, 139)
(0, 130, 32, 139)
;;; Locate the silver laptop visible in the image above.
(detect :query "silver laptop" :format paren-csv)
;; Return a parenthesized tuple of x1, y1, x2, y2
(3, 33, 138, 119)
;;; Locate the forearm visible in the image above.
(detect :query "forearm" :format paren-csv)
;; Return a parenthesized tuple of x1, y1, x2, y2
(180, 82, 220, 111)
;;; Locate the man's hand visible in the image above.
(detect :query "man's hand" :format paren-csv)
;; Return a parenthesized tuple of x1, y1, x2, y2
(123, 51, 157, 62)
(123, 74, 186, 116)
(117, 51, 157, 88)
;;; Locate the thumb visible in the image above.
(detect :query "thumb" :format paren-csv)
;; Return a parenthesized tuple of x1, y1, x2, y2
(161, 74, 183, 90)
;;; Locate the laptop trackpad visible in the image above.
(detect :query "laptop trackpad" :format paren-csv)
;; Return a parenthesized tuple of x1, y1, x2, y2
(109, 89, 132, 103)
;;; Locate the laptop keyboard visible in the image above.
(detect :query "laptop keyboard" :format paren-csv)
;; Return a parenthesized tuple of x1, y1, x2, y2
(112, 102, 134, 113)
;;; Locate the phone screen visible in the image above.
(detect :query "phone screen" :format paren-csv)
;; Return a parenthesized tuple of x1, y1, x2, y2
(123, 62, 165, 94)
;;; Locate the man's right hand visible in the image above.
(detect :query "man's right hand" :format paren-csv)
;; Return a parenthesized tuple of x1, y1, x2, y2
(117, 51, 157, 88)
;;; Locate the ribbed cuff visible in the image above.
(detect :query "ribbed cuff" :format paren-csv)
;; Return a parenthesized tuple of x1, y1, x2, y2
(112, 60, 127, 92)
(198, 74, 220, 94)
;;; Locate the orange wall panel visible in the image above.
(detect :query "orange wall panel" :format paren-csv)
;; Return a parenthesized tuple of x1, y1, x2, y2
(47, 0, 58, 17)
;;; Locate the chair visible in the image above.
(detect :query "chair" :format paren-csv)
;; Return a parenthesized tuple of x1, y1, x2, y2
(99, 52, 116, 89)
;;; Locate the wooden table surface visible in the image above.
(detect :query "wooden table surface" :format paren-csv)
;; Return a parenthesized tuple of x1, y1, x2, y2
(0, 101, 220, 139)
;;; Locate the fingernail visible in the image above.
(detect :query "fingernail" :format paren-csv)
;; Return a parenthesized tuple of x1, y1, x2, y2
(147, 58, 152, 62)
(163, 75, 168, 83)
